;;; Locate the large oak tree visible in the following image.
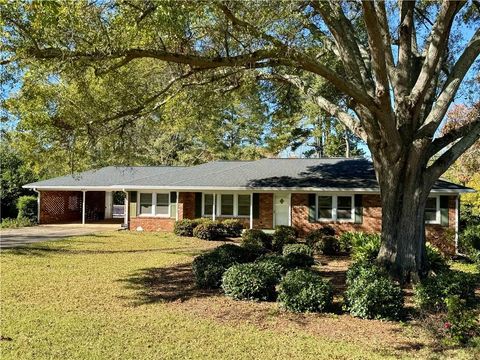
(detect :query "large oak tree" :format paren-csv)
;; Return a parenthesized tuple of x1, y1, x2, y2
(2, 0, 480, 280)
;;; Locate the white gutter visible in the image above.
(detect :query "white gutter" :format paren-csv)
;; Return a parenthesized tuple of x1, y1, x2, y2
(21, 185, 475, 194)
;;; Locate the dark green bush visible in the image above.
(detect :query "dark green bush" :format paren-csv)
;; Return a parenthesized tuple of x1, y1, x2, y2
(255, 254, 290, 274)
(222, 262, 280, 301)
(241, 229, 272, 250)
(173, 219, 197, 237)
(345, 260, 388, 286)
(462, 224, 480, 251)
(282, 244, 313, 257)
(318, 236, 340, 255)
(192, 244, 255, 288)
(338, 232, 355, 253)
(222, 219, 244, 237)
(16, 195, 37, 222)
(444, 295, 480, 346)
(413, 270, 477, 312)
(305, 227, 336, 254)
(344, 263, 404, 320)
(277, 269, 333, 312)
(272, 225, 297, 252)
(193, 220, 225, 240)
(426, 243, 449, 273)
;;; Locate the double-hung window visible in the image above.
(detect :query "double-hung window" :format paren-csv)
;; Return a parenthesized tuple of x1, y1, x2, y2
(202, 193, 251, 217)
(139, 192, 170, 217)
(317, 195, 354, 222)
(425, 196, 439, 224)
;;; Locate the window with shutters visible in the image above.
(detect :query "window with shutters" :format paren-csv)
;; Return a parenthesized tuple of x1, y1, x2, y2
(316, 194, 354, 222)
(425, 196, 440, 224)
(138, 192, 170, 217)
(202, 193, 251, 217)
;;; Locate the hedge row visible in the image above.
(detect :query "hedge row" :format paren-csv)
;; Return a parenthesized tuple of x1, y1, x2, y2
(174, 218, 243, 239)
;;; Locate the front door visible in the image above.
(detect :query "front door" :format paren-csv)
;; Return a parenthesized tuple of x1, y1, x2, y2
(274, 193, 290, 227)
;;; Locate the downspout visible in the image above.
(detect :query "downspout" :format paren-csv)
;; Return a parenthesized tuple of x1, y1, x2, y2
(33, 188, 40, 224)
(455, 194, 460, 255)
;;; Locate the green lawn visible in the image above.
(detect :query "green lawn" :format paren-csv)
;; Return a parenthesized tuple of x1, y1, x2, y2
(0, 232, 477, 359)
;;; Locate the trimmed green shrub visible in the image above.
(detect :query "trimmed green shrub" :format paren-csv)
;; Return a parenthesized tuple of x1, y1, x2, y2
(344, 263, 404, 320)
(173, 219, 197, 237)
(426, 243, 449, 273)
(192, 244, 255, 288)
(272, 225, 297, 252)
(16, 195, 37, 222)
(193, 220, 225, 240)
(345, 260, 388, 286)
(241, 229, 272, 250)
(0, 217, 36, 229)
(282, 244, 313, 257)
(222, 262, 280, 301)
(305, 227, 336, 254)
(444, 295, 480, 346)
(283, 244, 315, 268)
(277, 269, 333, 312)
(222, 219, 244, 238)
(255, 254, 290, 274)
(413, 270, 477, 312)
(318, 236, 340, 255)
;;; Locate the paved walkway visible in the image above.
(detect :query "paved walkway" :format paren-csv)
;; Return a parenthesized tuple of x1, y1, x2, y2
(0, 223, 122, 249)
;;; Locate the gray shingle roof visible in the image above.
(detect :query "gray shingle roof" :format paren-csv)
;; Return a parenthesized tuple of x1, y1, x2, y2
(23, 159, 472, 192)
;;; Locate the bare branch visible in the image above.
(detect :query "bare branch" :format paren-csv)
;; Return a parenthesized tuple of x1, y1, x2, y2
(410, 1, 465, 106)
(417, 28, 480, 138)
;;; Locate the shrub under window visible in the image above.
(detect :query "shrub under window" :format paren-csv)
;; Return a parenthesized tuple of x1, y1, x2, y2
(193, 221, 225, 240)
(241, 229, 272, 250)
(222, 219, 244, 238)
(278, 269, 333, 313)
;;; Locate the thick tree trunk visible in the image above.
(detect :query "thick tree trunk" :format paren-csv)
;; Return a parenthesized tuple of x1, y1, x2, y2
(375, 149, 431, 283)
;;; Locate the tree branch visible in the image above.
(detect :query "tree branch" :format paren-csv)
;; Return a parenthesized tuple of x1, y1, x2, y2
(410, 1, 465, 106)
(417, 27, 480, 138)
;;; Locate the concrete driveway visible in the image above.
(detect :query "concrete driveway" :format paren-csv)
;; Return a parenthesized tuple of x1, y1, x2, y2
(0, 223, 122, 249)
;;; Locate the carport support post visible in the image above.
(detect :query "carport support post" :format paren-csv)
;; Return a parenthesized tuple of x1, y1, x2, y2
(249, 193, 253, 229)
(82, 190, 86, 225)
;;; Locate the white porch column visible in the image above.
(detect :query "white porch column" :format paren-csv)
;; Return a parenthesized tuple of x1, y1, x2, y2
(123, 191, 129, 227)
(249, 193, 253, 229)
(104, 191, 113, 219)
(82, 190, 86, 225)
(175, 191, 179, 221)
(212, 193, 216, 221)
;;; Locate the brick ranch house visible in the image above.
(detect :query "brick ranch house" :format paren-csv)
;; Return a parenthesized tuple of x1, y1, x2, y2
(24, 158, 473, 254)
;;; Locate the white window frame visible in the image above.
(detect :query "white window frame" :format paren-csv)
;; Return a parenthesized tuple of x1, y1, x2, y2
(137, 192, 170, 218)
(316, 194, 355, 222)
(202, 193, 251, 218)
(425, 195, 440, 225)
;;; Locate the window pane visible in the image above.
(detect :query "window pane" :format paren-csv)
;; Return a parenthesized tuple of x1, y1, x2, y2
(238, 195, 250, 216)
(221, 194, 234, 216)
(337, 196, 352, 209)
(318, 196, 333, 219)
(337, 209, 352, 219)
(425, 197, 437, 210)
(425, 210, 437, 222)
(204, 194, 213, 215)
(156, 193, 169, 215)
(140, 193, 153, 214)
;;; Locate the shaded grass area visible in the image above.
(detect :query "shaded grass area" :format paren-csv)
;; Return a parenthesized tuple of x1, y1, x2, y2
(0, 232, 477, 359)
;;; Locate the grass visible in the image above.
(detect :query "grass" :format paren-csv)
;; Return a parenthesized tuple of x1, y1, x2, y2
(0, 232, 478, 359)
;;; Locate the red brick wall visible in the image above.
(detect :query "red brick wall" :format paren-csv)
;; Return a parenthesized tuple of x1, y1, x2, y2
(39, 191, 82, 224)
(130, 217, 175, 232)
(291, 193, 382, 236)
(254, 193, 273, 229)
(178, 192, 196, 220)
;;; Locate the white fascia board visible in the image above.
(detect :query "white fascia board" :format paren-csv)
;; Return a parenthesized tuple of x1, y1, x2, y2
(23, 185, 474, 194)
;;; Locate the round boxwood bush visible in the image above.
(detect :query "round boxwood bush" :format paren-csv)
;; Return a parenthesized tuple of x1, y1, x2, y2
(277, 269, 333, 312)
(16, 195, 38, 222)
(282, 244, 315, 268)
(413, 270, 477, 312)
(241, 229, 272, 250)
(317, 236, 340, 255)
(282, 244, 313, 257)
(192, 244, 256, 288)
(222, 262, 280, 301)
(344, 263, 404, 320)
(255, 254, 289, 275)
(193, 220, 225, 240)
(173, 219, 196, 237)
(222, 219, 244, 238)
(272, 225, 297, 252)
(305, 227, 336, 253)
